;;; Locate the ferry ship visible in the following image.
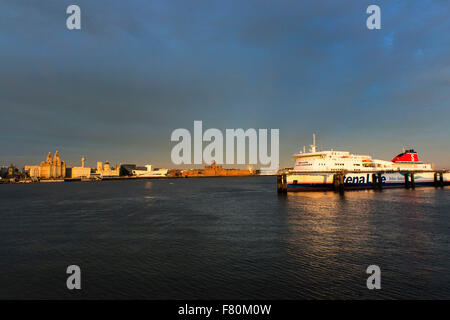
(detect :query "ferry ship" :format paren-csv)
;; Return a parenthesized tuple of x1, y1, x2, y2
(286, 135, 449, 191)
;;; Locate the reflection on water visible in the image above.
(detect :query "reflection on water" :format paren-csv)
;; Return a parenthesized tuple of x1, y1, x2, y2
(283, 189, 449, 299)
(0, 178, 449, 299)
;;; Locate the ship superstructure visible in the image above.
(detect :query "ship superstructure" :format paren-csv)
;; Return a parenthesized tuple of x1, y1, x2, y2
(292, 135, 433, 172)
(284, 135, 440, 191)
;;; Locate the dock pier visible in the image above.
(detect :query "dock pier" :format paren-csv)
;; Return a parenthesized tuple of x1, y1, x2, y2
(277, 174, 287, 193)
(371, 173, 383, 190)
(278, 169, 449, 193)
(332, 172, 345, 193)
(434, 171, 445, 188)
(404, 172, 415, 189)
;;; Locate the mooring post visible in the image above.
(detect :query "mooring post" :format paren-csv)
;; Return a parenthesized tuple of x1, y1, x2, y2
(277, 174, 282, 193)
(377, 173, 383, 190)
(439, 172, 444, 187)
(333, 173, 339, 192)
(411, 173, 415, 189)
(372, 173, 377, 189)
(404, 172, 410, 189)
(333, 172, 344, 193)
(434, 172, 438, 187)
(339, 172, 344, 193)
(282, 174, 287, 193)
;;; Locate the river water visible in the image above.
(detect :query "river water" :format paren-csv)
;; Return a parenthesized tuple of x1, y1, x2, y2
(0, 177, 449, 299)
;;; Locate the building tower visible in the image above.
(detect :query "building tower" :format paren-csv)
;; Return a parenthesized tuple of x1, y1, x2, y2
(310, 134, 317, 153)
(8, 164, 14, 176)
(53, 151, 62, 177)
(104, 161, 111, 172)
(46, 152, 53, 165)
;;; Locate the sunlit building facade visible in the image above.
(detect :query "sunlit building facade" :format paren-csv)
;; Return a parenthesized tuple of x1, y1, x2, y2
(24, 151, 66, 179)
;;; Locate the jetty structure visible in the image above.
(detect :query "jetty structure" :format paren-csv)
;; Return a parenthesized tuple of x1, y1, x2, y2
(277, 135, 450, 193)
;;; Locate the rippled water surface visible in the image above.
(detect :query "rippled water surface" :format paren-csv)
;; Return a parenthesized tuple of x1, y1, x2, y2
(0, 177, 449, 299)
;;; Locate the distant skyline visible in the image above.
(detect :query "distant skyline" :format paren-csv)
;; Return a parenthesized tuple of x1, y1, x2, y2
(1, 0, 450, 169)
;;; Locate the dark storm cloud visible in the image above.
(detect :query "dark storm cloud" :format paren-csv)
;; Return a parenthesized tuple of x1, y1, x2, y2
(1, 0, 450, 167)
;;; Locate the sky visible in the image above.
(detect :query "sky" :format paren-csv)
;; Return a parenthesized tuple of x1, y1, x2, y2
(1, 0, 449, 169)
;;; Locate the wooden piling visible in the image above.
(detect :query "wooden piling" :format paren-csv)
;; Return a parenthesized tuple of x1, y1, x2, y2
(411, 173, 415, 189)
(333, 172, 344, 193)
(277, 175, 282, 193)
(277, 174, 287, 193)
(405, 173, 410, 189)
(434, 172, 444, 188)
(377, 173, 383, 189)
(372, 173, 377, 189)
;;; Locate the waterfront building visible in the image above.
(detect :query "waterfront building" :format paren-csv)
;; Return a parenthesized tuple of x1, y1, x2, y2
(66, 156, 91, 179)
(0, 164, 24, 181)
(24, 151, 66, 179)
(7, 164, 14, 177)
(95, 161, 120, 177)
(167, 169, 182, 177)
(119, 164, 137, 176)
(6, 164, 23, 178)
(0, 166, 8, 178)
(181, 161, 256, 177)
(132, 164, 169, 177)
(25, 165, 40, 177)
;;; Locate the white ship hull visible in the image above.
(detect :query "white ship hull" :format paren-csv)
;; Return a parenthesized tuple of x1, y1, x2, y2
(284, 135, 446, 191)
(286, 172, 450, 191)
